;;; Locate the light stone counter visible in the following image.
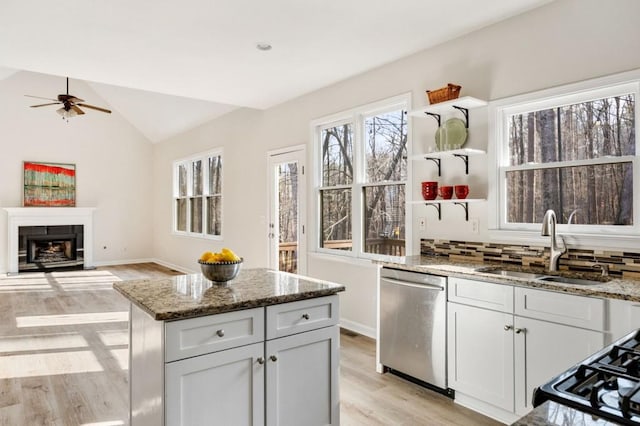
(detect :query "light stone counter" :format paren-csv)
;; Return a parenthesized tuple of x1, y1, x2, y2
(113, 267, 345, 321)
(379, 255, 640, 303)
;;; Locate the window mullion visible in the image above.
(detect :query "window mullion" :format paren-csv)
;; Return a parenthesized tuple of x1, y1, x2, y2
(353, 113, 365, 256)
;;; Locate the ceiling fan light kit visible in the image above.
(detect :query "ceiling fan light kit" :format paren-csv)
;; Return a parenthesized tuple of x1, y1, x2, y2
(26, 77, 112, 120)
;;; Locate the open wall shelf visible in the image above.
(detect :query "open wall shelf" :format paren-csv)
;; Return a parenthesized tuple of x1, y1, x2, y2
(410, 199, 485, 221)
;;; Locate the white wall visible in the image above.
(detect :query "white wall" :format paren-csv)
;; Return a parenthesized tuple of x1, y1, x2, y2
(152, 0, 640, 336)
(0, 71, 154, 273)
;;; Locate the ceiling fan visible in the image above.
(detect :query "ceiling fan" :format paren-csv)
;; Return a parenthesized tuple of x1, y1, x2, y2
(25, 77, 112, 119)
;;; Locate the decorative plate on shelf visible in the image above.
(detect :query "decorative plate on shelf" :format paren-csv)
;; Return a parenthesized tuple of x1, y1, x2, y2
(435, 118, 468, 150)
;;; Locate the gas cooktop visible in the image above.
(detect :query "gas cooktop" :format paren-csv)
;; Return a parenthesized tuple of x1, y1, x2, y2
(534, 329, 640, 425)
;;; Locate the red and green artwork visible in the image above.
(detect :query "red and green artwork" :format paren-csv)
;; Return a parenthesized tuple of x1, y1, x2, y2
(23, 162, 76, 207)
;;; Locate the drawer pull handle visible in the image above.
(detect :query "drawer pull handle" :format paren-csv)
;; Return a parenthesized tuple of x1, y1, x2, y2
(257, 357, 265, 365)
(270, 355, 278, 362)
(515, 328, 526, 334)
(216, 329, 225, 337)
(504, 325, 513, 331)
(302, 313, 310, 320)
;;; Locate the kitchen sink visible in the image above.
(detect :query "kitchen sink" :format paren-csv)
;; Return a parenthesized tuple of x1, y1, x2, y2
(475, 267, 607, 286)
(475, 267, 545, 280)
(535, 275, 604, 286)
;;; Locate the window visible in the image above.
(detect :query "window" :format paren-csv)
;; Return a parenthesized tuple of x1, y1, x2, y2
(173, 150, 223, 238)
(490, 73, 639, 237)
(315, 95, 409, 258)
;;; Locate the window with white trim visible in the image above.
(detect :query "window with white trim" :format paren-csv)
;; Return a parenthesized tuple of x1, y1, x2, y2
(173, 150, 223, 238)
(491, 76, 638, 235)
(315, 95, 409, 258)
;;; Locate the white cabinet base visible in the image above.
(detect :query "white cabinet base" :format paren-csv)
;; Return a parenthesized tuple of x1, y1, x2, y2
(266, 326, 339, 426)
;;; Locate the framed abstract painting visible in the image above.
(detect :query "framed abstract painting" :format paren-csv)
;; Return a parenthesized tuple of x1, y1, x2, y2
(23, 161, 76, 207)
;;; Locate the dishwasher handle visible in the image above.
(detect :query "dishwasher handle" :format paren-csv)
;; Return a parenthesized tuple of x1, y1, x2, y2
(380, 277, 444, 291)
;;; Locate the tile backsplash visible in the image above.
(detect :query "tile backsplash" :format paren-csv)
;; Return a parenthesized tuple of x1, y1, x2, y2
(420, 239, 640, 279)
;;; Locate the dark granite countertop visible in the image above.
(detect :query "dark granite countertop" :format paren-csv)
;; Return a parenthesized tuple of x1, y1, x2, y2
(113, 268, 345, 321)
(378, 255, 640, 302)
(511, 401, 618, 425)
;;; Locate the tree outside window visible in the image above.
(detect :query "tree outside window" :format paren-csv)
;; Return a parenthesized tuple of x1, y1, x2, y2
(317, 98, 408, 258)
(505, 94, 635, 226)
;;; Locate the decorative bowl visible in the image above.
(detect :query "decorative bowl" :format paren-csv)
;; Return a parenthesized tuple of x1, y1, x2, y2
(198, 259, 243, 283)
(421, 181, 438, 200)
(454, 185, 469, 199)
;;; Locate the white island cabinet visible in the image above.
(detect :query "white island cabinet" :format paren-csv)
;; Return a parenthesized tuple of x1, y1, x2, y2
(114, 269, 344, 426)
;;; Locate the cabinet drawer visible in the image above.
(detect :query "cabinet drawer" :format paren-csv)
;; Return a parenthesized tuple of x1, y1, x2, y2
(514, 287, 604, 331)
(448, 277, 514, 313)
(165, 307, 264, 362)
(266, 295, 338, 340)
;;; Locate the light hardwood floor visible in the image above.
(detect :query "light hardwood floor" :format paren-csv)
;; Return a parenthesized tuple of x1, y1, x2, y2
(0, 264, 502, 425)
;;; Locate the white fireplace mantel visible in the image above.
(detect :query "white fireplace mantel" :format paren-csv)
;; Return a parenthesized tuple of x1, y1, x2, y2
(4, 207, 96, 274)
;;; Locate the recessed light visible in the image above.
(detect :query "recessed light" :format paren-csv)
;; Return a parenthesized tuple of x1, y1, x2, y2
(256, 43, 272, 51)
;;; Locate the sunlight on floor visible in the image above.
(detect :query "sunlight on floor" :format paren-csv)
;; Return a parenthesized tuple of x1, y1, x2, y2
(111, 348, 129, 370)
(97, 329, 128, 347)
(0, 350, 103, 379)
(0, 332, 88, 353)
(16, 311, 129, 328)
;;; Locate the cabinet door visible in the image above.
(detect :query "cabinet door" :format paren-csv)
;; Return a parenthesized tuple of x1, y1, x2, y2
(448, 302, 514, 411)
(513, 316, 604, 416)
(165, 342, 264, 426)
(266, 326, 339, 426)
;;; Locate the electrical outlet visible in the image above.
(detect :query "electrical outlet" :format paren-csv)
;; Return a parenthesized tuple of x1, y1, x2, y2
(419, 217, 426, 231)
(471, 218, 479, 234)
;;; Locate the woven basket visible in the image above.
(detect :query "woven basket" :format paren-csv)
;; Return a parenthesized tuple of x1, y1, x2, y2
(426, 83, 462, 104)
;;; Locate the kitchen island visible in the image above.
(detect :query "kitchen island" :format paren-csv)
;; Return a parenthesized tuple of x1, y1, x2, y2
(114, 268, 345, 426)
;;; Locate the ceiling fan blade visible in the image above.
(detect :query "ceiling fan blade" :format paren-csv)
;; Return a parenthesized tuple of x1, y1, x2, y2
(77, 103, 112, 114)
(30, 102, 62, 108)
(71, 105, 85, 115)
(58, 94, 85, 103)
(25, 95, 58, 101)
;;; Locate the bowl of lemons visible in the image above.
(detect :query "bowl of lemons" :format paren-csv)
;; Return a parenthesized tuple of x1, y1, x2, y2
(198, 248, 243, 283)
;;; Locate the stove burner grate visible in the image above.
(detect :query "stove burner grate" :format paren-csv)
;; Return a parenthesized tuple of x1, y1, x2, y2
(534, 330, 640, 425)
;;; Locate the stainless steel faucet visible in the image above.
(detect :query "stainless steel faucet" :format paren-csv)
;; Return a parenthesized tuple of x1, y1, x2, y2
(541, 209, 567, 272)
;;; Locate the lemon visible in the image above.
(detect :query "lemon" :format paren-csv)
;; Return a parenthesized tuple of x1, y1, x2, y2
(199, 251, 214, 261)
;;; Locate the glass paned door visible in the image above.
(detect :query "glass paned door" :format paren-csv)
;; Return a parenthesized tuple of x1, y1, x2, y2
(269, 147, 306, 274)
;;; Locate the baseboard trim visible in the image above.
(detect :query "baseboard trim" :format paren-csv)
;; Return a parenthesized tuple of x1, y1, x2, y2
(149, 258, 194, 274)
(93, 258, 156, 267)
(339, 318, 376, 339)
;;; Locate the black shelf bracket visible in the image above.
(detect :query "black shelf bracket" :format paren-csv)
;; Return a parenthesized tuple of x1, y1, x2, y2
(452, 106, 469, 128)
(425, 202, 441, 220)
(453, 202, 469, 221)
(452, 153, 470, 174)
(425, 112, 442, 127)
(423, 156, 441, 176)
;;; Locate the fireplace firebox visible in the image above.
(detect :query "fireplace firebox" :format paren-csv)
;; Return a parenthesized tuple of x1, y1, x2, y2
(18, 225, 84, 271)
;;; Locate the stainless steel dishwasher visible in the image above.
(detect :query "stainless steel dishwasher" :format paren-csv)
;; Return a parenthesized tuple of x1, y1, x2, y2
(379, 267, 452, 396)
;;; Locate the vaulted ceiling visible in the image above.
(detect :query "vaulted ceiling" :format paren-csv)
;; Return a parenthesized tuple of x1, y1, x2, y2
(0, 0, 552, 142)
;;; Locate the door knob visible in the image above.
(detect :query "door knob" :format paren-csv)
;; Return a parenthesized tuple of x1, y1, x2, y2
(302, 313, 310, 320)
(257, 357, 265, 365)
(515, 328, 526, 334)
(216, 329, 225, 337)
(270, 355, 278, 362)
(504, 325, 513, 331)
